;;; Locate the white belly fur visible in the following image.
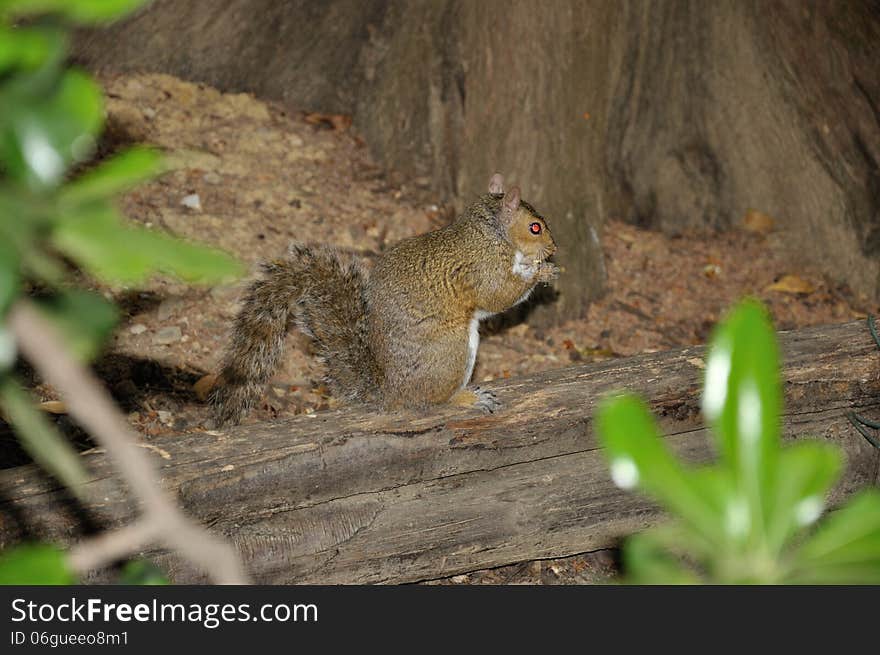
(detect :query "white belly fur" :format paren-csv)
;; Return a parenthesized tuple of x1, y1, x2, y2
(463, 259, 536, 388)
(463, 316, 480, 388)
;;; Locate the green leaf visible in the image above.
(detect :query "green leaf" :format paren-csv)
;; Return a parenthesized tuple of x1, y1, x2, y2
(686, 466, 750, 553)
(60, 147, 166, 207)
(53, 207, 243, 284)
(599, 298, 876, 585)
(156, 232, 245, 283)
(0, 240, 18, 316)
(2, 67, 103, 188)
(765, 441, 841, 554)
(0, 189, 71, 284)
(0, 543, 75, 585)
(622, 527, 702, 584)
(0, 24, 66, 98)
(0, 0, 147, 23)
(0, 377, 90, 497)
(702, 299, 780, 546)
(35, 290, 118, 361)
(596, 394, 724, 545)
(119, 559, 170, 585)
(787, 490, 880, 584)
(0, 26, 53, 72)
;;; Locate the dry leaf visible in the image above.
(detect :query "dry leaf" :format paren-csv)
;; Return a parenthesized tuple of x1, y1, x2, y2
(766, 274, 815, 295)
(193, 373, 219, 401)
(39, 400, 67, 414)
(743, 209, 775, 235)
(703, 263, 722, 279)
(303, 112, 352, 132)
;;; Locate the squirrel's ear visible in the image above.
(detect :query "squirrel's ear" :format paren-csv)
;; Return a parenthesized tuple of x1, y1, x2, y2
(488, 173, 504, 194)
(499, 186, 521, 225)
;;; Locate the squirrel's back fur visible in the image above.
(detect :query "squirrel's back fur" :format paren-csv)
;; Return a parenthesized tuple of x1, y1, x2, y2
(210, 244, 379, 426)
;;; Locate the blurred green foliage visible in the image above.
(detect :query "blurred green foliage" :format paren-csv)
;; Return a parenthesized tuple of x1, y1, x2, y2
(0, 0, 238, 584)
(0, 543, 170, 585)
(597, 299, 880, 583)
(119, 559, 170, 585)
(0, 1, 147, 24)
(0, 544, 73, 585)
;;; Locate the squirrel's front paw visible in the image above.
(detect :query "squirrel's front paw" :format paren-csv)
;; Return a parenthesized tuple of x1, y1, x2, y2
(536, 261, 560, 284)
(472, 386, 501, 413)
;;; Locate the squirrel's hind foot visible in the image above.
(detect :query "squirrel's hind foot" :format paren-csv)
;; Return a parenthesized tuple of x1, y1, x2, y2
(450, 386, 500, 413)
(209, 379, 263, 428)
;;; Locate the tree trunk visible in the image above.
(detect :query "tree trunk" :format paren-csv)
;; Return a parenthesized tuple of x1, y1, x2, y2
(72, 1, 880, 325)
(1, 320, 878, 583)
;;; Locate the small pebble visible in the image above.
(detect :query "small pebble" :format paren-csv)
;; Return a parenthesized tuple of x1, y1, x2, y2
(181, 193, 202, 211)
(157, 297, 184, 321)
(157, 410, 173, 424)
(209, 286, 236, 302)
(154, 326, 182, 344)
(202, 172, 222, 185)
(129, 324, 148, 335)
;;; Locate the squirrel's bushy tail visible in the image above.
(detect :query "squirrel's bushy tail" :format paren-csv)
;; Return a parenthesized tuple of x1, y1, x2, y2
(210, 244, 378, 426)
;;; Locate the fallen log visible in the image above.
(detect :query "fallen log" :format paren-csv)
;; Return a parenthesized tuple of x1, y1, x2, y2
(1, 320, 879, 583)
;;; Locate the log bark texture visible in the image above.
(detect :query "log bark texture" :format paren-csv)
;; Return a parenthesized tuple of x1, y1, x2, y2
(1, 321, 879, 583)
(71, 1, 880, 326)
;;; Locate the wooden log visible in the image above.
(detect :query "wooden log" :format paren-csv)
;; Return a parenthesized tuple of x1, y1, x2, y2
(1, 320, 879, 583)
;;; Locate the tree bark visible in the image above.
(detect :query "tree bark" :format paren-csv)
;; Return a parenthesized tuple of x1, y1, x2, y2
(68, 0, 624, 325)
(71, 1, 880, 326)
(1, 320, 878, 583)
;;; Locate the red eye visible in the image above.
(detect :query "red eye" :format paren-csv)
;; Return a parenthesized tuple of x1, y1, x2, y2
(529, 222, 542, 235)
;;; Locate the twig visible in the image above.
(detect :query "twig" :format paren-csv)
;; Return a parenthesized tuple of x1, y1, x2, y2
(67, 517, 159, 574)
(8, 300, 249, 584)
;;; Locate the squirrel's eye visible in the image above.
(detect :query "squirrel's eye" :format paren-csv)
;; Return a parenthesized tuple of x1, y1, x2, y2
(529, 222, 542, 235)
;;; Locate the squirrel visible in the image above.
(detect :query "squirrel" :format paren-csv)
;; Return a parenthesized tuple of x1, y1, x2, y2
(210, 173, 558, 426)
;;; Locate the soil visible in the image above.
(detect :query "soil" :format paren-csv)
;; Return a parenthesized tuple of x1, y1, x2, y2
(5, 73, 878, 585)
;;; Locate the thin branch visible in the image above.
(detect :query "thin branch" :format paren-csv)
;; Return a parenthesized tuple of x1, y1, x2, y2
(8, 299, 249, 584)
(67, 517, 159, 574)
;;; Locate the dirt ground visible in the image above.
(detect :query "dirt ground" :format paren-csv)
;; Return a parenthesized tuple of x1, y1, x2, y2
(7, 73, 879, 585)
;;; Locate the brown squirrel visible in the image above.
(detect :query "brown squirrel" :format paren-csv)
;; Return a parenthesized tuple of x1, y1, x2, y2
(210, 173, 558, 426)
